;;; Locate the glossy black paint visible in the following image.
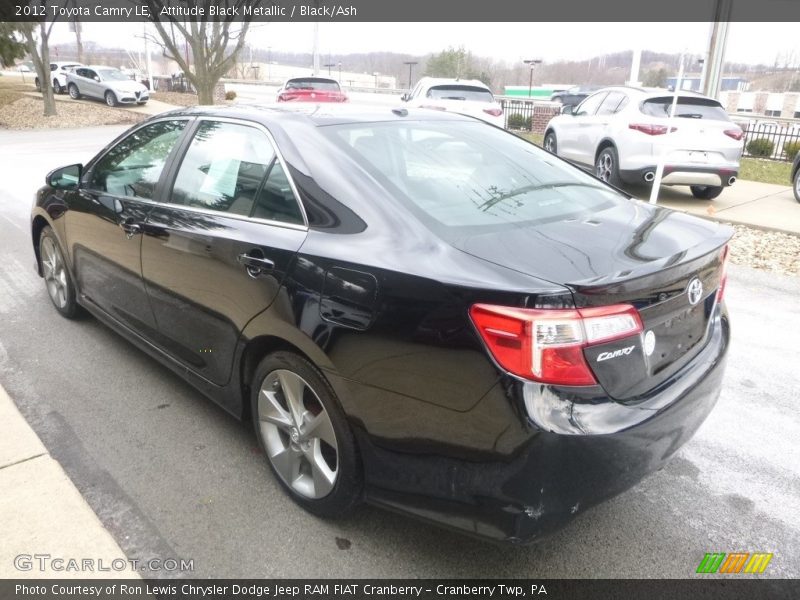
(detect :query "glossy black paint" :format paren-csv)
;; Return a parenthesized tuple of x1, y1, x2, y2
(31, 104, 731, 543)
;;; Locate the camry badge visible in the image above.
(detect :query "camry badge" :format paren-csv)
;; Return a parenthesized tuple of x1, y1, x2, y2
(687, 277, 703, 305)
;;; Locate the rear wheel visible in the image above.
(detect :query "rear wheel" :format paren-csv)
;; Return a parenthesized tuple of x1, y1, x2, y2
(105, 91, 117, 107)
(690, 185, 724, 200)
(596, 146, 621, 186)
(793, 169, 800, 203)
(68, 84, 80, 99)
(39, 226, 80, 319)
(53, 79, 62, 94)
(34, 77, 41, 92)
(251, 351, 362, 517)
(543, 131, 557, 154)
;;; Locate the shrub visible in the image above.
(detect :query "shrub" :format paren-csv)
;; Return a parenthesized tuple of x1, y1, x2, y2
(224, 90, 237, 101)
(507, 114, 532, 130)
(746, 138, 774, 158)
(783, 141, 800, 162)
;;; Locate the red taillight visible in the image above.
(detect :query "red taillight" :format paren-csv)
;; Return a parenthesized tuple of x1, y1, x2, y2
(628, 123, 677, 136)
(717, 244, 730, 302)
(724, 128, 744, 141)
(469, 303, 643, 386)
(483, 107, 503, 117)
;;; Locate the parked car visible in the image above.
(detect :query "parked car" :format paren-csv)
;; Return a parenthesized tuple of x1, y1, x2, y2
(544, 86, 744, 199)
(550, 85, 602, 107)
(276, 77, 348, 103)
(32, 105, 731, 543)
(34, 61, 83, 94)
(792, 151, 800, 203)
(401, 77, 504, 127)
(66, 66, 149, 107)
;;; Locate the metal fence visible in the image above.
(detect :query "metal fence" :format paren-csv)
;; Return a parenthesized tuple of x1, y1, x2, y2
(737, 120, 800, 161)
(498, 98, 560, 134)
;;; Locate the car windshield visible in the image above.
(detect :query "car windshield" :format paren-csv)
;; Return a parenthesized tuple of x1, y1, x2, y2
(321, 121, 619, 233)
(98, 69, 130, 82)
(426, 85, 494, 102)
(640, 97, 730, 121)
(285, 78, 340, 91)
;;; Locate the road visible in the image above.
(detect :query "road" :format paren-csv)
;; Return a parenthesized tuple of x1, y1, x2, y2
(0, 125, 798, 578)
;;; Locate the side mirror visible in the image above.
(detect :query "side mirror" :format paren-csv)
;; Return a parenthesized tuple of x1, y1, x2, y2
(561, 104, 576, 115)
(46, 164, 82, 190)
(400, 93, 410, 102)
(93, 76, 101, 82)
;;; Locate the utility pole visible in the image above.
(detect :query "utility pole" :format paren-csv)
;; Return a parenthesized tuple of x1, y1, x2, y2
(404, 61, 418, 90)
(701, 0, 733, 99)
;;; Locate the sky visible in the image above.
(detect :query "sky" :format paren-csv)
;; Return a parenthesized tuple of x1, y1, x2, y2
(46, 22, 800, 67)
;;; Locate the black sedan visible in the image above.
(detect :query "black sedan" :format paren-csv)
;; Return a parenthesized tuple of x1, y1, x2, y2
(550, 85, 603, 107)
(31, 104, 731, 543)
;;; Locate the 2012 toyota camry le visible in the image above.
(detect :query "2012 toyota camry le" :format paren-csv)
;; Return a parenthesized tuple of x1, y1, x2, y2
(31, 104, 731, 543)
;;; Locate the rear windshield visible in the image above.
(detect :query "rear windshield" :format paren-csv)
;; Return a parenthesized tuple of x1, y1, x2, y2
(640, 97, 730, 121)
(320, 121, 619, 232)
(426, 85, 494, 102)
(285, 78, 340, 92)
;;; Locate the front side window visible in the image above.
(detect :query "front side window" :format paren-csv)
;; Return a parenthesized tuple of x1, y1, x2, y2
(89, 120, 186, 199)
(171, 120, 303, 224)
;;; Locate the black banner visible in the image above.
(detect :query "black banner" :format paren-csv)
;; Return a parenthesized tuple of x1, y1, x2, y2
(3, 0, 800, 23)
(2, 580, 798, 600)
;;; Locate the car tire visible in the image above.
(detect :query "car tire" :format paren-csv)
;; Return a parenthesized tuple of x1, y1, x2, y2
(68, 84, 81, 100)
(34, 77, 41, 92)
(544, 131, 558, 154)
(53, 79, 62, 94)
(105, 91, 117, 107)
(251, 351, 362, 518)
(793, 169, 800, 204)
(39, 226, 80, 319)
(690, 185, 724, 200)
(596, 146, 622, 186)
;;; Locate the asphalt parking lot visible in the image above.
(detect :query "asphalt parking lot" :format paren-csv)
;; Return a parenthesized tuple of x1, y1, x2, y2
(0, 125, 798, 578)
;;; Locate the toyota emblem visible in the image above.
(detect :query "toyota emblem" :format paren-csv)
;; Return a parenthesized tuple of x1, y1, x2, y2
(687, 277, 703, 305)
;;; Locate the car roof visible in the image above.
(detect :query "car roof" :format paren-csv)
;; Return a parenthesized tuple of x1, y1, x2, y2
(592, 85, 716, 101)
(416, 77, 492, 90)
(53, 61, 82, 67)
(153, 103, 476, 128)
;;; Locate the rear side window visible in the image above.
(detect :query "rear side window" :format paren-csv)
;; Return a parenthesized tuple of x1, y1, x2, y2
(323, 121, 618, 231)
(90, 120, 186, 199)
(641, 97, 730, 121)
(426, 85, 494, 102)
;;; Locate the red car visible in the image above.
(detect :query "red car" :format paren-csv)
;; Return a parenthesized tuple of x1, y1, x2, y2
(276, 77, 348, 103)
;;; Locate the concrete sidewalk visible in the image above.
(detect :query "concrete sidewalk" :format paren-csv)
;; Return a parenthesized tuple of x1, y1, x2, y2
(632, 180, 799, 235)
(0, 384, 137, 579)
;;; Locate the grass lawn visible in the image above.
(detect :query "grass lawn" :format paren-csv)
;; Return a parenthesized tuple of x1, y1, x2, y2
(515, 130, 792, 186)
(0, 76, 31, 108)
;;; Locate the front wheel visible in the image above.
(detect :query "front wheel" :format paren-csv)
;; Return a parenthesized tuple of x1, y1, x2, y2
(39, 226, 80, 319)
(251, 351, 362, 518)
(793, 169, 800, 203)
(105, 91, 117, 107)
(596, 146, 621, 186)
(690, 185, 724, 200)
(68, 84, 80, 99)
(543, 131, 557, 154)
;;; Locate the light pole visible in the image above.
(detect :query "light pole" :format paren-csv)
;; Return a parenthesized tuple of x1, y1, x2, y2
(523, 59, 542, 98)
(373, 72, 380, 89)
(403, 61, 418, 90)
(324, 62, 336, 76)
(338, 62, 342, 82)
(267, 46, 272, 82)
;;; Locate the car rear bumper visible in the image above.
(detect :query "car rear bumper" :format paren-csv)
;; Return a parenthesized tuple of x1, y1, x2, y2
(359, 306, 730, 543)
(620, 165, 739, 187)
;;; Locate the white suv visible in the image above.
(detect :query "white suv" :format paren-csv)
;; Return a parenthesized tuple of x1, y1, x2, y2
(35, 61, 83, 95)
(401, 77, 504, 127)
(544, 86, 744, 199)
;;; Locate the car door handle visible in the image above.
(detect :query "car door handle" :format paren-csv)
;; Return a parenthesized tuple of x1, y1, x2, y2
(119, 220, 142, 239)
(237, 253, 275, 276)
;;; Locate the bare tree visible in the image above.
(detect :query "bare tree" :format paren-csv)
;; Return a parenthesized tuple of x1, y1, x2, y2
(18, 2, 61, 117)
(141, 0, 259, 104)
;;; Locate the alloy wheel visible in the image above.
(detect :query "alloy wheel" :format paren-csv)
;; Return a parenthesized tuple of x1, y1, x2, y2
(41, 236, 68, 309)
(596, 152, 613, 182)
(257, 369, 339, 499)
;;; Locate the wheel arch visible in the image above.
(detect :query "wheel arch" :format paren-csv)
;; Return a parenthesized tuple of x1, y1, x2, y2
(31, 214, 51, 276)
(595, 138, 617, 162)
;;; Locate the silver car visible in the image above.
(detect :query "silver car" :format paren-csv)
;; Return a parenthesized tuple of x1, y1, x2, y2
(544, 86, 744, 199)
(66, 66, 149, 107)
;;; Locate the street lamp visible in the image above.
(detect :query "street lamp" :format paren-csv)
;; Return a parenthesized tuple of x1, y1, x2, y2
(373, 72, 380, 89)
(403, 61, 418, 90)
(324, 62, 336, 76)
(523, 59, 542, 98)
